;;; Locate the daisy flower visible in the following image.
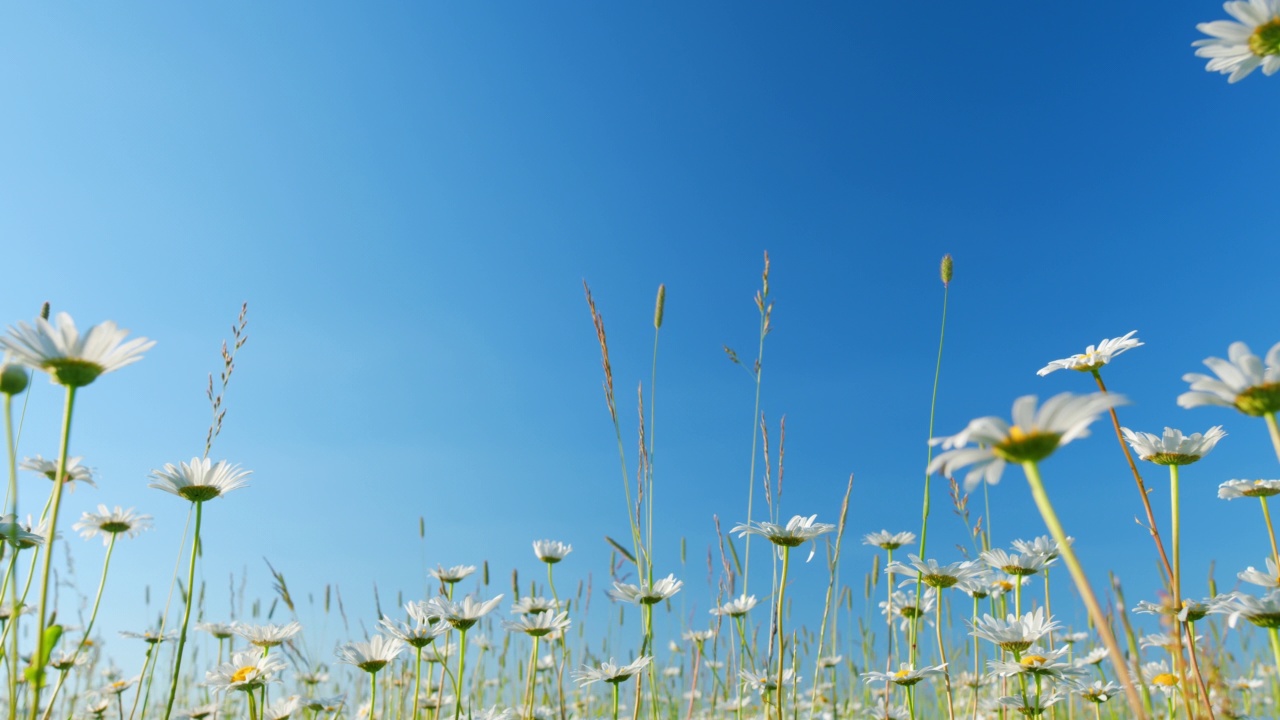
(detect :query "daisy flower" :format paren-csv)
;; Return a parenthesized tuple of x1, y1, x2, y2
(97, 676, 141, 697)
(232, 621, 302, 648)
(740, 667, 797, 694)
(73, 506, 153, 545)
(928, 393, 1127, 490)
(510, 596, 560, 615)
(1142, 661, 1181, 697)
(337, 635, 405, 673)
(434, 594, 504, 630)
(1195, 0, 1280, 82)
(205, 649, 287, 693)
(20, 455, 96, 489)
(1179, 341, 1280, 415)
(149, 458, 251, 503)
(0, 312, 154, 387)
(608, 574, 682, 605)
(998, 693, 1066, 715)
(264, 696, 302, 720)
(863, 530, 916, 550)
(196, 622, 235, 640)
(885, 554, 984, 589)
(378, 615, 447, 648)
(988, 645, 1088, 687)
(861, 663, 946, 687)
(709, 594, 758, 617)
(1120, 426, 1226, 465)
(182, 703, 219, 720)
(879, 590, 937, 632)
(1080, 680, 1122, 703)
(1208, 589, 1280, 628)
(501, 611, 570, 638)
(120, 629, 177, 644)
(980, 548, 1049, 577)
(1238, 558, 1280, 587)
(1011, 535, 1071, 565)
(532, 540, 572, 563)
(572, 656, 651, 686)
(1219, 478, 1280, 499)
(0, 515, 45, 549)
(732, 515, 834, 560)
(969, 609, 1060, 653)
(430, 565, 476, 584)
(1036, 331, 1142, 376)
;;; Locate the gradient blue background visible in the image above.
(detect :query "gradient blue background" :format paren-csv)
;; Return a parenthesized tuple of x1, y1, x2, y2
(2, 0, 1278, 676)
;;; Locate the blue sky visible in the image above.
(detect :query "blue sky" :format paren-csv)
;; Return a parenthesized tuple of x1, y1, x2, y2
(2, 1, 1280, 673)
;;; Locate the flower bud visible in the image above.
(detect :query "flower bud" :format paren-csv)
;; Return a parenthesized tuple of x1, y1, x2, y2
(0, 365, 28, 396)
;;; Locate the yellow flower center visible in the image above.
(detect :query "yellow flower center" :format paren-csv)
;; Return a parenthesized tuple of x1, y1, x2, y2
(1152, 673, 1178, 687)
(994, 427, 1062, 463)
(1250, 18, 1280, 57)
(1020, 655, 1048, 667)
(231, 666, 257, 684)
(893, 669, 911, 679)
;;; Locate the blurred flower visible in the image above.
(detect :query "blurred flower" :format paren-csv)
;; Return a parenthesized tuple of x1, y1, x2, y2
(710, 594, 758, 618)
(1220, 478, 1280, 499)
(608, 575, 682, 606)
(1209, 589, 1280, 628)
(73, 506, 153, 545)
(861, 663, 946, 687)
(264, 696, 301, 720)
(337, 635, 404, 673)
(532, 540, 572, 563)
(0, 312, 154, 387)
(1121, 426, 1226, 465)
(863, 530, 915, 550)
(149, 458, 250, 503)
(510, 596, 560, 615)
(928, 393, 1126, 490)
(21, 455, 95, 490)
(205, 649, 286, 693)
(1080, 680, 1122, 703)
(1036, 331, 1142, 376)
(573, 656, 650, 686)
(1194, 0, 1280, 82)
(1239, 558, 1280, 587)
(232, 621, 301, 648)
(196, 622, 235, 640)
(1179, 341, 1280, 415)
(430, 565, 476, 584)
(502, 611, 570, 638)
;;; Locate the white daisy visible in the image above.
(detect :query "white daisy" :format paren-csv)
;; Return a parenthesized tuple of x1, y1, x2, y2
(1208, 589, 1280, 628)
(532, 540, 572, 564)
(20, 455, 96, 489)
(149, 458, 251, 503)
(196, 622, 236, 639)
(264, 695, 301, 720)
(572, 656, 651, 685)
(861, 663, 946, 687)
(1036, 331, 1142, 376)
(433, 594, 504, 631)
(1179, 341, 1280, 415)
(205, 649, 287, 693)
(732, 515, 834, 560)
(73, 506, 153, 545)
(928, 393, 1126, 490)
(1238, 558, 1280, 587)
(1195, 0, 1280, 82)
(1010, 535, 1071, 565)
(231, 621, 302, 648)
(969, 609, 1060, 653)
(1080, 680, 1122, 703)
(608, 574, 682, 605)
(709, 594, 758, 617)
(0, 312, 154, 387)
(1142, 660, 1181, 697)
(430, 565, 476, 584)
(863, 530, 916, 550)
(980, 548, 1049, 577)
(885, 554, 984, 590)
(1219, 478, 1280, 499)
(378, 615, 447, 649)
(998, 692, 1066, 715)
(1120, 426, 1226, 465)
(336, 635, 405, 673)
(501, 610, 570, 638)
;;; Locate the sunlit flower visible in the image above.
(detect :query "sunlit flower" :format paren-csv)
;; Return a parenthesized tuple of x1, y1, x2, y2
(969, 609, 1060, 653)
(573, 656, 651, 685)
(1195, 0, 1280, 82)
(1208, 589, 1280, 628)
(1134, 597, 1210, 623)
(1238, 558, 1280, 587)
(232, 621, 301, 648)
(879, 590, 937, 632)
(510, 596, 560, 615)
(303, 696, 345, 713)
(1011, 535, 1071, 566)
(1080, 680, 1122, 703)
(149, 458, 251, 503)
(73, 505, 153, 545)
(1220, 478, 1280, 499)
(430, 565, 476, 584)
(989, 645, 1088, 687)
(928, 393, 1126, 490)
(337, 635, 405, 673)
(732, 515, 834, 560)
(1076, 647, 1109, 666)
(886, 554, 983, 590)
(0, 312, 154, 387)
(379, 614, 447, 648)
(1179, 341, 1280, 415)
(863, 530, 916, 551)
(1121, 426, 1226, 465)
(96, 676, 141, 697)
(264, 695, 301, 720)
(0, 515, 45, 549)
(1139, 632, 1202, 651)
(998, 692, 1066, 716)
(710, 594, 758, 618)
(740, 667, 798, 693)
(532, 540, 572, 564)
(21, 455, 96, 490)
(196, 622, 236, 640)
(861, 663, 946, 687)
(980, 549, 1049, 577)
(120, 628, 176, 644)
(206, 649, 287, 693)
(1036, 331, 1142, 376)
(434, 594, 504, 631)
(1142, 660, 1181, 697)
(608, 574, 682, 605)
(502, 611, 570, 638)
(182, 703, 219, 720)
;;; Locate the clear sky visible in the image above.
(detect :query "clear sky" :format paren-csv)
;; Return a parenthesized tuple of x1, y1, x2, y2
(2, 0, 1279, 673)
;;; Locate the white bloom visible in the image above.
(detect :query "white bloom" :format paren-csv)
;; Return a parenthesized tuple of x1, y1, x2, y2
(1179, 341, 1280, 415)
(710, 594, 758, 617)
(73, 506, 153, 545)
(1120, 426, 1226, 465)
(1036, 331, 1142, 376)
(1220, 478, 1280, 499)
(863, 530, 915, 550)
(732, 515, 834, 560)
(1195, 0, 1280, 82)
(0, 312, 154, 387)
(608, 574, 682, 605)
(430, 565, 476, 584)
(434, 594, 503, 631)
(969, 609, 1060, 653)
(264, 695, 302, 720)
(573, 656, 650, 685)
(206, 649, 287, 693)
(379, 614, 447, 648)
(1142, 661, 1181, 697)
(232, 621, 301, 648)
(1239, 558, 1280, 587)
(1209, 589, 1280, 628)
(885, 555, 984, 590)
(21, 456, 96, 489)
(861, 663, 945, 687)
(980, 548, 1048, 577)
(928, 393, 1126, 490)
(1080, 680, 1122, 703)
(149, 458, 251, 503)
(337, 635, 405, 673)
(501, 611, 570, 638)
(510, 596, 560, 615)
(532, 540, 572, 563)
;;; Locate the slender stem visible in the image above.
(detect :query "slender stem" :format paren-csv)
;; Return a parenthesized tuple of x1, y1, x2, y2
(42, 533, 119, 719)
(1091, 371, 1174, 590)
(163, 500, 203, 720)
(774, 547, 790, 720)
(5, 392, 18, 720)
(412, 647, 423, 720)
(1261, 498, 1280, 570)
(1020, 461, 1147, 720)
(28, 385, 76, 720)
(453, 628, 468, 720)
(1265, 413, 1280, 465)
(912, 278, 950, 668)
(369, 671, 378, 720)
(934, 589, 955, 720)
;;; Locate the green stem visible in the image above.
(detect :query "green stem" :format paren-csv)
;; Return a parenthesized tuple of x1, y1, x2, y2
(1020, 461, 1147, 720)
(774, 547, 789, 720)
(934, 589, 955, 720)
(5, 392, 18, 720)
(913, 279, 949, 668)
(163, 500, 203, 720)
(28, 385, 76, 720)
(1265, 413, 1280, 465)
(453, 628, 468, 720)
(412, 647, 423, 720)
(42, 533, 119, 719)
(369, 670, 378, 720)
(1261, 497, 1280, 570)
